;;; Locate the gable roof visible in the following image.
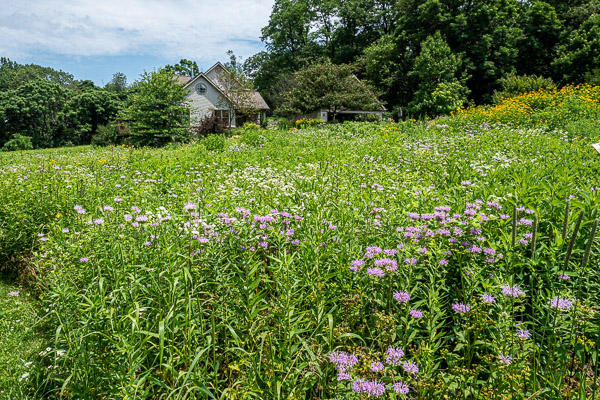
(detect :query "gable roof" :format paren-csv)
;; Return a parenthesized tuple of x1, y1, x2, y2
(179, 62, 269, 110)
(204, 61, 228, 77)
(176, 76, 192, 85)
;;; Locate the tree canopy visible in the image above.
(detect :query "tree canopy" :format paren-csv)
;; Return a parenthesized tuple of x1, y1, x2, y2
(279, 61, 382, 120)
(122, 69, 191, 146)
(247, 0, 600, 116)
(0, 58, 121, 148)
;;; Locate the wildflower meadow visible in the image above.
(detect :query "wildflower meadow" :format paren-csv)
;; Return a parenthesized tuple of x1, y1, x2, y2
(1, 90, 600, 399)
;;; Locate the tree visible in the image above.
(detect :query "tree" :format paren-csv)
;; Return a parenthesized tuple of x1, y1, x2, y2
(0, 58, 74, 91)
(164, 59, 200, 77)
(104, 72, 128, 95)
(122, 69, 191, 146)
(554, 14, 600, 84)
(211, 51, 261, 126)
(517, 1, 564, 78)
(0, 79, 72, 147)
(408, 32, 469, 117)
(279, 60, 382, 120)
(67, 82, 120, 143)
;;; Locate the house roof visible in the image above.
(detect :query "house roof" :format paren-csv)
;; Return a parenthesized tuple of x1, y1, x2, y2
(176, 76, 192, 85)
(178, 62, 269, 110)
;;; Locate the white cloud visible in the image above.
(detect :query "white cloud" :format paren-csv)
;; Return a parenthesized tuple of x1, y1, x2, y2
(0, 0, 274, 61)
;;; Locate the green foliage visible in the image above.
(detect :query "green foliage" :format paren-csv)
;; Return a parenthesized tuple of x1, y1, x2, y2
(2, 134, 33, 152)
(104, 72, 128, 99)
(266, 116, 293, 130)
(492, 73, 557, 104)
(517, 1, 563, 77)
(1, 107, 600, 397)
(0, 59, 121, 149)
(0, 57, 74, 91)
(354, 113, 381, 122)
(163, 59, 200, 77)
(0, 279, 44, 397)
(294, 118, 325, 129)
(254, 0, 600, 109)
(237, 124, 266, 147)
(360, 34, 401, 106)
(279, 60, 382, 119)
(91, 123, 119, 147)
(554, 14, 600, 84)
(201, 133, 226, 151)
(0, 79, 72, 148)
(408, 32, 469, 117)
(122, 69, 192, 146)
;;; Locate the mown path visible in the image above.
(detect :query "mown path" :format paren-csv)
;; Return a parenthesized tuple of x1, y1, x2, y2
(0, 276, 43, 398)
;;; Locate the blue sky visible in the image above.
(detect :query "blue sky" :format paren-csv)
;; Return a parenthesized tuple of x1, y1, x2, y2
(0, 0, 274, 86)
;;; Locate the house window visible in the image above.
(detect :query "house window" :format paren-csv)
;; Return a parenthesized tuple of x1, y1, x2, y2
(196, 83, 207, 95)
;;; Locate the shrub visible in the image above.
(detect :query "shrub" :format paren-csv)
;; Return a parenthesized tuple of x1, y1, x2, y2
(354, 113, 382, 122)
(201, 133, 226, 151)
(237, 123, 266, 147)
(192, 113, 229, 137)
(492, 73, 557, 104)
(452, 84, 600, 128)
(238, 122, 260, 133)
(266, 117, 292, 130)
(2, 134, 33, 151)
(295, 118, 325, 129)
(91, 123, 119, 147)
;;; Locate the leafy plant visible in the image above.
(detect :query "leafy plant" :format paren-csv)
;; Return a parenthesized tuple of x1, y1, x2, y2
(2, 134, 33, 151)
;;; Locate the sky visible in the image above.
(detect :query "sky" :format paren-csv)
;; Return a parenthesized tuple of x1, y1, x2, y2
(0, 0, 275, 86)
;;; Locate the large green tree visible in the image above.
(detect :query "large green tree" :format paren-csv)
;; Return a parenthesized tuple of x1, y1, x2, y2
(408, 32, 469, 117)
(553, 13, 600, 84)
(123, 69, 191, 146)
(67, 81, 120, 144)
(279, 61, 382, 120)
(164, 59, 200, 77)
(0, 80, 72, 147)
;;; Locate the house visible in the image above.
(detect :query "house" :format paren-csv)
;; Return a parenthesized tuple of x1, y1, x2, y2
(177, 62, 269, 127)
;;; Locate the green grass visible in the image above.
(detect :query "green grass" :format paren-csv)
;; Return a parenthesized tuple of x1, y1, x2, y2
(0, 113, 599, 398)
(0, 276, 43, 398)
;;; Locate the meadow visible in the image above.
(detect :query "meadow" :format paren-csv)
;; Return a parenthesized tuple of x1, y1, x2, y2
(1, 86, 600, 399)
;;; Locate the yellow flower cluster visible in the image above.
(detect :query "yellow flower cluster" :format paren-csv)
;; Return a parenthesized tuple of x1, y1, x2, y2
(451, 84, 600, 126)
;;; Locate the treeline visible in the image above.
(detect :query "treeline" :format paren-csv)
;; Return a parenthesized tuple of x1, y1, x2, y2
(0, 58, 128, 149)
(245, 0, 600, 116)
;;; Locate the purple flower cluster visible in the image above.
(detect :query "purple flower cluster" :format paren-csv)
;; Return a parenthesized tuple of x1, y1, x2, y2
(350, 259, 365, 272)
(499, 354, 513, 364)
(367, 268, 385, 278)
(402, 361, 419, 375)
(373, 258, 398, 272)
(393, 381, 410, 395)
(385, 346, 405, 366)
(452, 303, 471, 314)
(330, 351, 358, 380)
(352, 379, 386, 397)
(393, 291, 410, 303)
(370, 361, 384, 372)
(501, 284, 525, 298)
(481, 294, 496, 304)
(549, 297, 574, 310)
(516, 327, 531, 339)
(74, 205, 86, 215)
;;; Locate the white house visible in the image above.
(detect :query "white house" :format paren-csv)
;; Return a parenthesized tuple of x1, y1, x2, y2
(178, 62, 269, 127)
